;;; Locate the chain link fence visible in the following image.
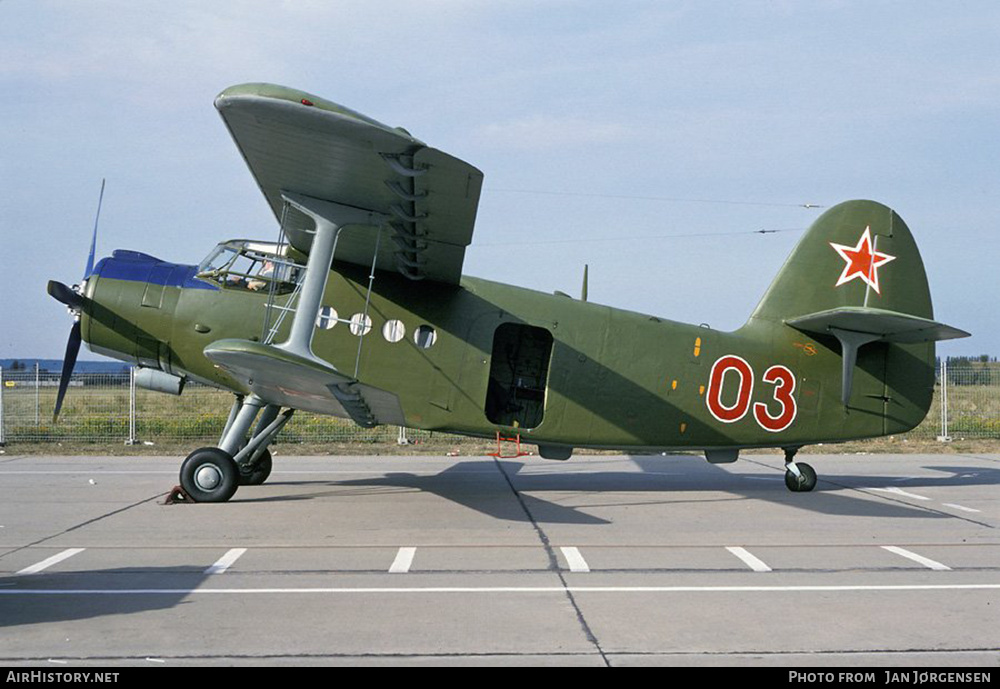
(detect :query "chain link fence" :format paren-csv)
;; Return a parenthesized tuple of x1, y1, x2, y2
(0, 363, 997, 446)
(0, 366, 424, 446)
(926, 360, 1000, 440)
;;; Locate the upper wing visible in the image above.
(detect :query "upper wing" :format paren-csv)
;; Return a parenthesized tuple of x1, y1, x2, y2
(215, 83, 484, 284)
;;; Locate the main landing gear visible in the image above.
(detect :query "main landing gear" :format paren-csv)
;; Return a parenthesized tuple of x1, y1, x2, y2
(178, 394, 293, 502)
(783, 446, 817, 492)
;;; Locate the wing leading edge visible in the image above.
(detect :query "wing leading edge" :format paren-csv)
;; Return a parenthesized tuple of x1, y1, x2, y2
(215, 83, 484, 284)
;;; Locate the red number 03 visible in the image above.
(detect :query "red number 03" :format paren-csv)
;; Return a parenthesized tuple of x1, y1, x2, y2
(706, 356, 797, 432)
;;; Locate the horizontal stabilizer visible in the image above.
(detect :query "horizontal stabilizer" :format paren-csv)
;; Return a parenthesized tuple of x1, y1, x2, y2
(204, 339, 404, 427)
(787, 307, 970, 406)
(786, 307, 970, 343)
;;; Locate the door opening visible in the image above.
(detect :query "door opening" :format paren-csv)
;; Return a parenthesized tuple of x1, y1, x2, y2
(485, 323, 553, 429)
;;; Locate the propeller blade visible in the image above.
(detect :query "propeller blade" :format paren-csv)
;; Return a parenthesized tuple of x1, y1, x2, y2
(47, 280, 83, 310)
(53, 320, 82, 423)
(51, 179, 104, 422)
(84, 178, 105, 279)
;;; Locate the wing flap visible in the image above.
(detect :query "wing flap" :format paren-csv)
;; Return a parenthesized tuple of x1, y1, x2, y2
(203, 339, 404, 427)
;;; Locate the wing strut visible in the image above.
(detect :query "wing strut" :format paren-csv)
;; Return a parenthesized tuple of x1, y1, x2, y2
(828, 327, 881, 407)
(204, 191, 404, 429)
(276, 192, 388, 364)
(786, 306, 970, 406)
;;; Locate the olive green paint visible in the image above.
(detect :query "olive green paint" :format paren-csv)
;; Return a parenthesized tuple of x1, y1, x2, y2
(80, 200, 958, 455)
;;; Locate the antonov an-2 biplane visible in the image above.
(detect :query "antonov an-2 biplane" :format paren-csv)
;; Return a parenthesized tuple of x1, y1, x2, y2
(48, 83, 969, 502)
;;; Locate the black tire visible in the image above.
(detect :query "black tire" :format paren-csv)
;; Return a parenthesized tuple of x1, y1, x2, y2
(180, 447, 240, 502)
(784, 462, 817, 492)
(239, 448, 273, 486)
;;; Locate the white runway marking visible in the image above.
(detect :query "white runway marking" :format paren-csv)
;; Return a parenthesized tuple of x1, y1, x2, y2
(726, 546, 772, 572)
(942, 503, 981, 513)
(389, 547, 416, 574)
(882, 546, 951, 571)
(560, 547, 591, 573)
(3, 584, 998, 596)
(869, 487, 931, 501)
(204, 548, 247, 575)
(17, 548, 85, 575)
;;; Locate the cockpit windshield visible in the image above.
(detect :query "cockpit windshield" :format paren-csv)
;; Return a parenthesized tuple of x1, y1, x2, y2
(196, 240, 302, 294)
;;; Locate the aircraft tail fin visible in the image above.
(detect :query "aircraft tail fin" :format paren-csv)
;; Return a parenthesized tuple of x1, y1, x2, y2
(746, 200, 968, 423)
(750, 200, 931, 323)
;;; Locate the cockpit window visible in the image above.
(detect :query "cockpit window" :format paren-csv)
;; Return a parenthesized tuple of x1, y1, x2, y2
(196, 240, 302, 294)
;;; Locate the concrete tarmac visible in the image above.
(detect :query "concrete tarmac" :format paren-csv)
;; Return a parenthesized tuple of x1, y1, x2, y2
(0, 452, 997, 666)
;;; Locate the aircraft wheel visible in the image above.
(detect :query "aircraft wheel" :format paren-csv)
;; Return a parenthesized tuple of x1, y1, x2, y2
(784, 462, 817, 493)
(239, 448, 273, 486)
(180, 447, 240, 502)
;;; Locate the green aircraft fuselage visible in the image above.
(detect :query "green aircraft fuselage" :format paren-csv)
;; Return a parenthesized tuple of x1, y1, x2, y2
(80, 230, 934, 457)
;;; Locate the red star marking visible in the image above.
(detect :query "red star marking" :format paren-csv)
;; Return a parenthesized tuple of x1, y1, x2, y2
(829, 226, 896, 294)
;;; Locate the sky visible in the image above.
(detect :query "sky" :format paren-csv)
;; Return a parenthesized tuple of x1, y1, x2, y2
(1, 0, 997, 362)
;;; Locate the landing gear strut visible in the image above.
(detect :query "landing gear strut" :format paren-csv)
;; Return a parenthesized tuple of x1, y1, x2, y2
(239, 448, 273, 486)
(177, 394, 293, 502)
(783, 446, 817, 493)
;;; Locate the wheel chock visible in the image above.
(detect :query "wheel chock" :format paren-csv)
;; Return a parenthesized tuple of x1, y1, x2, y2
(163, 485, 192, 505)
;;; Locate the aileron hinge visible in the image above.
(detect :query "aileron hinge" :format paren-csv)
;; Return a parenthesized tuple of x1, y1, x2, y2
(329, 382, 378, 428)
(390, 204, 428, 223)
(391, 235, 428, 253)
(397, 264, 426, 281)
(394, 251, 427, 269)
(385, 180, 428, 201)
(381, 153, 428, 177)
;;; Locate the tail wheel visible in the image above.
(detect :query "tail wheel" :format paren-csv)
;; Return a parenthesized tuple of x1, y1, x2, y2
(239, 448, 273, 486)
(180, 447, 240, 502)
(784, 462, 817, 492)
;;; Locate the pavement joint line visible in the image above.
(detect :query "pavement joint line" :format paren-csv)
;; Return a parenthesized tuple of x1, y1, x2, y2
(881, 546, 951, 571)
(492, 457, 610, 667)
(560, 547, 591, 573)
(0, 491, 169, 562)
(725, 546, 772, 572)
(389, 547, 417, 574)
(16, 548, 86, 575)
(0, 469, 494, 475)
(4, 648, 1000, 663)
(3, 583, 1000, 595)
(204, 548, 248, 575)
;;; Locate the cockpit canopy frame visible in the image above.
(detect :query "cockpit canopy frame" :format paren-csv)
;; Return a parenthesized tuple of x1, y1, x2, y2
(196, 240, 303, 294)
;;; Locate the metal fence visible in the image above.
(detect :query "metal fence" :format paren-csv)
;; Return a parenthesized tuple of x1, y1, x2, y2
(927, 360, 1000, 440)
(0, 363, 997, 446)
(0, 366, 422, 446)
